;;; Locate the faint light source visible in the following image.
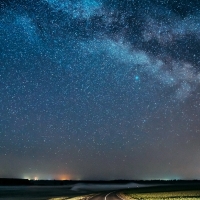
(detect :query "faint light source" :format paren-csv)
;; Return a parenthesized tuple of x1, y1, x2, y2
(24, 177, 30, 180)
(57, 174, 70, 180)
(34, 177, 38, 180)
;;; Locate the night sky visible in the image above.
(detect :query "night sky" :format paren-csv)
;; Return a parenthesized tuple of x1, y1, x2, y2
(1, 0, 200, 180)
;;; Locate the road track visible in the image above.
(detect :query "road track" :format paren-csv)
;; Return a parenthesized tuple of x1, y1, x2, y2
(89, 191, 124, 200)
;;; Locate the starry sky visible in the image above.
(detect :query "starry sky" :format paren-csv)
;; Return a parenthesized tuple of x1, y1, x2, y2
(1, 0, 200, 180)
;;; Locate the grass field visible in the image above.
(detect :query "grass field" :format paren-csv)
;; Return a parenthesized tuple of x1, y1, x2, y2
(121, 184, 200, 200)
(49, 194, 96, 200)
(0, 186, 88, 200)
(123, 190, 200, 199)
(1, 183, 200, 199)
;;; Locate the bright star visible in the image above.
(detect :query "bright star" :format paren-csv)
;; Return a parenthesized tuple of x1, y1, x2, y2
(135, 76, 139, 80)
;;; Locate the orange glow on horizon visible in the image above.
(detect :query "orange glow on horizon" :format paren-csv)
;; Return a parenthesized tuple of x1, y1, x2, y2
(56, 174, 71, 180)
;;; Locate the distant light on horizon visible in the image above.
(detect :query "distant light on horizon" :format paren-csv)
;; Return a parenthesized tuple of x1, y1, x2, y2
(56, 174, 71, 180)
(24, 177, 30, 180)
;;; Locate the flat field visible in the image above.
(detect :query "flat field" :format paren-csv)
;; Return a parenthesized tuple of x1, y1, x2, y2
(0, 186, 86, 200)
(122, 184, 200, 200)
(1, 183, 200, 200)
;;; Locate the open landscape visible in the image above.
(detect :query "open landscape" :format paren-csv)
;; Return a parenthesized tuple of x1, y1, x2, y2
(1, 181, 200, 200)
(0, 183, 93, 200)
(123, 190, 200, 200)
(122, 184, 200, 200)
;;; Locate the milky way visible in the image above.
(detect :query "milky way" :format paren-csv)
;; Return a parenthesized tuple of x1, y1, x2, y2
(1, 0, 200, 180)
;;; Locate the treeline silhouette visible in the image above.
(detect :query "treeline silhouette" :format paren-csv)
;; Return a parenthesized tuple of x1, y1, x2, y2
(1, 178, 200, 186)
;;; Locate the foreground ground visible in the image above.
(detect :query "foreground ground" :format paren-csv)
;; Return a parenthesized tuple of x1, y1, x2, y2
(1, 183, 200, 199)
(0, 186, 86, 200)
(121, 184, 200, 199)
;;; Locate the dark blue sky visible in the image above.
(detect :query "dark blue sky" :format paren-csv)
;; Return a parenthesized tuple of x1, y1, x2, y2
(1, 0, 200, 180)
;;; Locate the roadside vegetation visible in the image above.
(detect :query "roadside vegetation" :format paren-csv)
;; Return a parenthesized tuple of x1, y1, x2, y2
(121, 184, 200, 200)
(122, 190, 200, 199)
(49, 193, 97, 200)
